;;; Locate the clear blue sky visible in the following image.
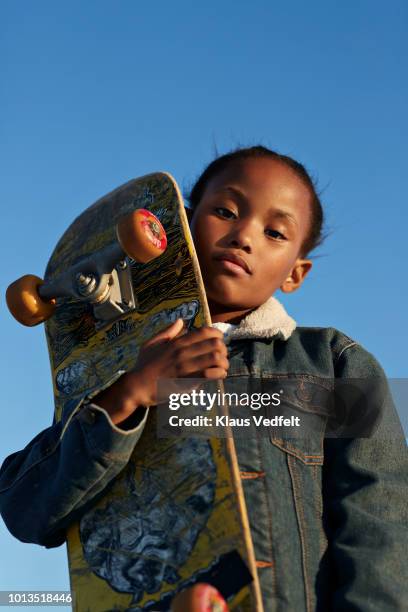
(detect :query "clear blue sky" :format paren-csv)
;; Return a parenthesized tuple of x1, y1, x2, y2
(1, 0, 407, 606)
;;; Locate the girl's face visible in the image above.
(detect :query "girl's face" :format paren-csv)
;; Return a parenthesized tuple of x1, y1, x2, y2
(190, 157, 313, 322)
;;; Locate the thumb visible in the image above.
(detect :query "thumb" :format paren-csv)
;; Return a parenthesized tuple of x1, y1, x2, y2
(143, 318, 185, 348)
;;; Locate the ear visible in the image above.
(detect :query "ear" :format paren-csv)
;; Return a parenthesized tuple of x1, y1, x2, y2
(280, 259, 312, 293)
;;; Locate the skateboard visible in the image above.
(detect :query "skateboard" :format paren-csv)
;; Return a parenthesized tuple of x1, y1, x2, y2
(6, 173, 263, 612)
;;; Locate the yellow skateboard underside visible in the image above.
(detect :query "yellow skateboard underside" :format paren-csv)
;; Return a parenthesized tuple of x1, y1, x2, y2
(45, 174, 258, 611)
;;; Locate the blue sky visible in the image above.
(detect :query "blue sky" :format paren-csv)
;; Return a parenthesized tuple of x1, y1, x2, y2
(1, 0, 407, 605)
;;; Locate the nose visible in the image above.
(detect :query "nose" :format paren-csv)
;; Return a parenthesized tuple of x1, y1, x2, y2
(227, 219, 254, 253)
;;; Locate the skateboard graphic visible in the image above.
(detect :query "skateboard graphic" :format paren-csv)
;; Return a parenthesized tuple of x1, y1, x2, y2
(7, 173, 263, 611)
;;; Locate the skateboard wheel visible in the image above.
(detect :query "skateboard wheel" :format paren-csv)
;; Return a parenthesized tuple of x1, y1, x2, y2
(171, 583, 228, 612)
(6, 274, 56, 326)
(116, 209, 167, 263)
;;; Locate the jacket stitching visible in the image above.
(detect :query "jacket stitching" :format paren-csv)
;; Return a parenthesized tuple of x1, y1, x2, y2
(81, 419, 136, 461)
(256, 433, 277, 596)
(334, 341, 357, 365)
(0, 405, 131, 494)
(256, 560, 274, 568)
(0, 445, 59, 493)
(312, 465, 327, 557)
(271, 440, 323, 465)
(0, 405, 82, 493)
(41, 461, 121, 542)
(287, 454, 313, 612)
(240, 471, 266, 480)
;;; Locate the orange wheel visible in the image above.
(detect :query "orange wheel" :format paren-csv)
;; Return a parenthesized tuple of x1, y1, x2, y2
(116, 209, 167, 263)
(171, 583, 228, 612)
(6, 274, 56, 327)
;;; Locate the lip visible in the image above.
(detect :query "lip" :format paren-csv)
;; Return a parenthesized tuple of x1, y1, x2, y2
(214, 251, 252, 274)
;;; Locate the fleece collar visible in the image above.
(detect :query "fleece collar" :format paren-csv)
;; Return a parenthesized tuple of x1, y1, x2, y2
(212, 297, 296, 343)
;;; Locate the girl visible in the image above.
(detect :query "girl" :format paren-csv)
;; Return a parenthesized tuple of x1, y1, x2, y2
(1, 146, 407, 611)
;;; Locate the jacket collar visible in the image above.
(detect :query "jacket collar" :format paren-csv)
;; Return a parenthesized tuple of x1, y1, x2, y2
(212, 297, 296, 342)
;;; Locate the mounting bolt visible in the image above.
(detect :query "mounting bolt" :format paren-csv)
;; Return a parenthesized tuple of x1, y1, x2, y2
(76, 272, 97, 296)
(118, 260, 127, 270)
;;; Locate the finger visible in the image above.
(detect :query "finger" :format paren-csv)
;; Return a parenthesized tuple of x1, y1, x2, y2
(176, 352, 229, 377)
(202, 367, 228, 379)
(174, 326, 225, 349)
(143, 319, 185, 348)
(174, 337, 228, 361)
(181, 367, 227, 380)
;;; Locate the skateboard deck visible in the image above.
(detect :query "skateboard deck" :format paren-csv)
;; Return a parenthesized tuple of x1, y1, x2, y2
(18, 173, 263, 611)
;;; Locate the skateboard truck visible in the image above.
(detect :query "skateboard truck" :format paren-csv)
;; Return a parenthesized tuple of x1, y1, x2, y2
(77, 259, 135, 328)
(6, 209, 167, 327)
(38, 242, 137, 329)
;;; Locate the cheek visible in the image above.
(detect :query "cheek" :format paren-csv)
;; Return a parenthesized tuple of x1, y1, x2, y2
(259, 245, 299, 280)
(191, 223, 212, 265)
(190, 209, 207, 239)
(191, 217, 206, 242)
(191, 215, 218, 249)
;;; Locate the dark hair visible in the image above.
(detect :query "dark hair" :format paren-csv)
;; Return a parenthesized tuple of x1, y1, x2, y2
(186, 145, 324, 257)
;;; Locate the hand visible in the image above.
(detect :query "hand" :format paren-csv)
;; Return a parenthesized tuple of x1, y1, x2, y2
(93, 319, 229, 425)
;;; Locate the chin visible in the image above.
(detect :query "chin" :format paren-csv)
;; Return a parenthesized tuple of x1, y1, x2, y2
(204, 276, 268, 309)
(207, 290, 257, 311)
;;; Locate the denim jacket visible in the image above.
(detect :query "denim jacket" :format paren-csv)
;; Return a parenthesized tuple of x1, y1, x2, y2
(1, 297, 407, 611)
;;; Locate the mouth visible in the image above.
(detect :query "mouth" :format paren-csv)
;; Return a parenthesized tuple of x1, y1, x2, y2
(213, 251, 252, 275)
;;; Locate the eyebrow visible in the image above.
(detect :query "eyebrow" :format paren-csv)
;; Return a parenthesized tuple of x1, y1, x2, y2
(216, 186, 298, 227)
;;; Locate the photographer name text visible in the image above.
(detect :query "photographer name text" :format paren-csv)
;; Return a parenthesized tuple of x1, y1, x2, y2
(168, 415, 300, 427)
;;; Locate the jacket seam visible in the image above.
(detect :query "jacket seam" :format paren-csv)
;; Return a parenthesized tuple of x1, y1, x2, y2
(240, 471, 266, 480)
(0, 407, 82, 493)
(334, 341, 357, 366)
(287, 454, 313, 612)
(0, 405, 128, 494)
(40, 460, 121, 543)
(256, 434, 277, 598)
(256, 560, 274, 568)
(271, 440, 323, 466)
(80, 419, 138, 461)
(312, 465, 327, 557)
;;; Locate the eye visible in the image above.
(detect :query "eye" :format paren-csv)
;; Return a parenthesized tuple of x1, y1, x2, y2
(214, 206, 237, 219)
(265, 228, 286, 240)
